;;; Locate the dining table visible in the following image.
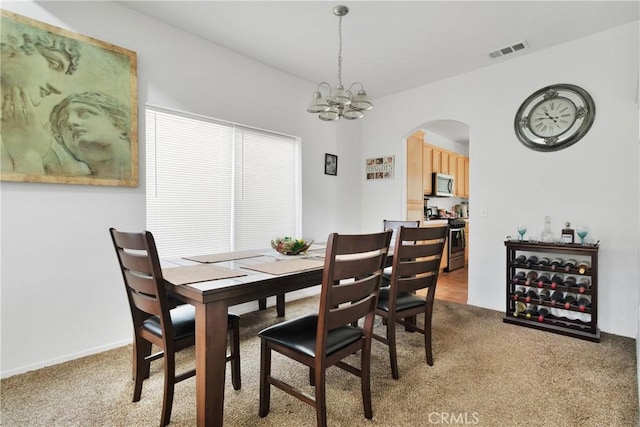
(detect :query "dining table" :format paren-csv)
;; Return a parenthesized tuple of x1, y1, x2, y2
(161, 244, 331, 427)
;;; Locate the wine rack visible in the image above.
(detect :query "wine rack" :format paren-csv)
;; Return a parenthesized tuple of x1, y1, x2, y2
(503, 240, 600, 342)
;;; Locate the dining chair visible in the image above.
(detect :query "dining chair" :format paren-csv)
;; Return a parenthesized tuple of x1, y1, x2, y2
(382, 220, 420, 286)
(109, 228, 241, 426)
(373, 225, 448, 379)
(258, 230, 392, 427)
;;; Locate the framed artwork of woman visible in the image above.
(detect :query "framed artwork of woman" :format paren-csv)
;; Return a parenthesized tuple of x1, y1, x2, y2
(0, 9, 138, 187)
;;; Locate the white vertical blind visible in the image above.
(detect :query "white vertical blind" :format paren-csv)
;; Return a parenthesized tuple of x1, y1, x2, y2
(146, 107, 299, 258)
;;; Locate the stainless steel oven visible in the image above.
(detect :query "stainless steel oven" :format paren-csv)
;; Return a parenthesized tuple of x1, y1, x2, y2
(446, 219, 466, 272)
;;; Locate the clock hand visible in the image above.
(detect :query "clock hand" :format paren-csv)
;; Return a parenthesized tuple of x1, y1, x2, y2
(544, 112, 557, 123)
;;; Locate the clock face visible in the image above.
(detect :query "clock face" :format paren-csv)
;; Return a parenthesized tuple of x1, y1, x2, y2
(514, 84, 595, 152)
(528, 97, 577, 138)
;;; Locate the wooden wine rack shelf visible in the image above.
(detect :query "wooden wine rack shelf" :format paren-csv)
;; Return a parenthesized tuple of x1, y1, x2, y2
(503, 240, 600, 342)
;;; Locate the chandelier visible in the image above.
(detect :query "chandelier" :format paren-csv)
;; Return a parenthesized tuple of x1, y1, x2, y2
(307, 5, 373, 121)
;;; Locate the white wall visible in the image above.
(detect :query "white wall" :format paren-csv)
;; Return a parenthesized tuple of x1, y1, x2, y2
(361, 23, 640, 338)
(0, 1, 362, 377)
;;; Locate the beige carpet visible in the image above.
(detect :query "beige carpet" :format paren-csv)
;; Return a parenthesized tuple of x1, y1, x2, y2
(2, 297, 637, 426)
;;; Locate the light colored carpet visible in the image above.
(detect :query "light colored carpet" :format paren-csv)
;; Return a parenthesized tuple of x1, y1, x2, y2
(1, 296, 637, 426)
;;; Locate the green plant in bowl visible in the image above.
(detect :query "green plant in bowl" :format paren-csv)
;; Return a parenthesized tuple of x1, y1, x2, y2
(271, 237, 313, 255)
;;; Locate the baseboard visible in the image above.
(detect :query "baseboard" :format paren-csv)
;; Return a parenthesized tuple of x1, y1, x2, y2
(1, 338, 131, 379)
(2, 285, 322, 379)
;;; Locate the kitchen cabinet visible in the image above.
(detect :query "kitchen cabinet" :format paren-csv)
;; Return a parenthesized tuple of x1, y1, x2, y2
(431, 147, 442, 173)
(503, 240, 600, 342)
(422, 145, 433, 196)
(456, 156, 466, 197)
(463, 157, 469, 198)
(448, 155, 457, 194)
(440, 151, 449, 174)
(406, 131, 425, 222)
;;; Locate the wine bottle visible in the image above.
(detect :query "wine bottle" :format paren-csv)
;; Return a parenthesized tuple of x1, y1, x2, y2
(513, 301, 527, 317)
(561, 222, 575, 244)
(550, 257, 564, 271)
(564, 292, 577, 309)
(536, 274, 550, 288)
(550, 274, 564, 290)
(524, 271, 538, 286)
(525, 287, 538, 303)
(537, 306, 552, 322)
(563, 258, 577, 272)
(511, 271, 526, 284)
(538, 288, 551, 302)
(513, 286, 526, 300)
(577, 261, 591, 275)
(525, 255, 539, 267)
(577, 295, 592, 312)
(511, 255, 526, 265)
(550, 290, 564, 306)
(537, 257, 551, 267)
(564, 276, 577, 289)
(578, 278, 591, 293)
(525, 304, 537, 319)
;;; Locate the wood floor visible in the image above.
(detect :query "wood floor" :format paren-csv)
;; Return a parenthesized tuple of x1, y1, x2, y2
(434, 266, 468, 304)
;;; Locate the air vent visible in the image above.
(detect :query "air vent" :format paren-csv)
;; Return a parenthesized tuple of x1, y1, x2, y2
(489, 40, 529, 59)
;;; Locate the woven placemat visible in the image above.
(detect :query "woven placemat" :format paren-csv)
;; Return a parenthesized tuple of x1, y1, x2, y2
(242, 258, 324, 275)
(182, 250, 263, 263)
(162, 264, 246, 285)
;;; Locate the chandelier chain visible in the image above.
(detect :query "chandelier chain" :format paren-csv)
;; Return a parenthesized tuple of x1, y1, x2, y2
(337, 16, 343, 87)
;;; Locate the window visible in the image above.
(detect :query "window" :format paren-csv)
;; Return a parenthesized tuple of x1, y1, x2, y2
(146, 107, 301, 258)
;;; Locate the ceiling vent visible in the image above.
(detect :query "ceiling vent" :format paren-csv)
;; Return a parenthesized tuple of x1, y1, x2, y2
(489, 40, 529, 59)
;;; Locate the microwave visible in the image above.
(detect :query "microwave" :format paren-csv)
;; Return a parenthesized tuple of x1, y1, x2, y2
(431, 173, 455, 197)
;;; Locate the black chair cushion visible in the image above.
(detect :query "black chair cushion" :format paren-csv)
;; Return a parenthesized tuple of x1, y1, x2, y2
(259, 315, 362, 358)
(143, 304, 240, 340)
(381, 267, 392, 287)
(376, 288, 426, 313)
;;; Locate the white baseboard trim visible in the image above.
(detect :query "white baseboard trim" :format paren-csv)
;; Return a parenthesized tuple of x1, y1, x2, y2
(1, 286, 321, 379)
(1, 338, 131, 379)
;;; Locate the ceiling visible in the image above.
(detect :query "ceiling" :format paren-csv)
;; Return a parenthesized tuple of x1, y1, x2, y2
(120, 1, 638, 143)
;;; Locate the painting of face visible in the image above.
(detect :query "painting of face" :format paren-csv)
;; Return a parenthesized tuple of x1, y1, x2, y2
(58, 102, 125, 162)
(0, 10, 137, 186)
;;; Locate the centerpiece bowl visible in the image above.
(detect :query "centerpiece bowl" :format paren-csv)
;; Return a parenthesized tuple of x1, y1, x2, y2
(271, 237, 314, 255)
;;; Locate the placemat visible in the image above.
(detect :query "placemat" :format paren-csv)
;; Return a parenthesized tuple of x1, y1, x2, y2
(182, 250, 262, 263)
(242, 258, 324, 275)
(163, 264, 246, 285)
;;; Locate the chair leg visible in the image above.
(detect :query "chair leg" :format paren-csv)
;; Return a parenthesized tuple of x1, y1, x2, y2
(132, 337, 151, 401)
(309, 367, 315, 386)
(314, 368, 327, 427)
(386, 315, 400, 380)
(160, 351, 176, 426)
(258, 340, 271, 417)
(361, 340, 373, 420)
(424, 306, 434, 366)
(229, 319, 241, 390)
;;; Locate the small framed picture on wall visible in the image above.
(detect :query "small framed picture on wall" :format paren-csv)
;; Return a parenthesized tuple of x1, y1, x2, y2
(325, 153, 337, 176)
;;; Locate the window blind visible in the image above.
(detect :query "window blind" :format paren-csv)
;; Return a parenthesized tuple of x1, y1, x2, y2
(146, 107, 300, 258)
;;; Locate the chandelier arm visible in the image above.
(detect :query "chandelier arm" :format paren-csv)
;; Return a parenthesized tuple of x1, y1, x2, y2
(316, 81, 332, 95)
(348, 82, 365, 92)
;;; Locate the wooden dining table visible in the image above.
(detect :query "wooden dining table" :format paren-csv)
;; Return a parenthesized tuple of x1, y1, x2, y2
(161, 245, 330, 427)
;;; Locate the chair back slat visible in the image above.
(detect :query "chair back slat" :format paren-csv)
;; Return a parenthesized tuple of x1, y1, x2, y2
(397, 243, 443, 260)
(317, 231, 392, 343)
(396, 258, 441, 278)
(396, 274, 437, 294)
(328, 274, 380, 308)
(332, 252, 387, 281)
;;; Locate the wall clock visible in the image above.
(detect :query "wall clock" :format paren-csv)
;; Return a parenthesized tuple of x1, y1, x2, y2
(514, 83, 595, 152)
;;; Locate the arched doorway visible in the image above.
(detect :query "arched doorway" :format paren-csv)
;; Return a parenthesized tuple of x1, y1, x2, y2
(407, 119, 469, 304)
